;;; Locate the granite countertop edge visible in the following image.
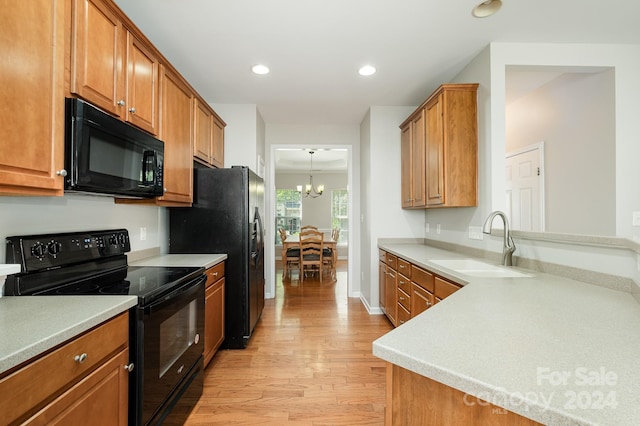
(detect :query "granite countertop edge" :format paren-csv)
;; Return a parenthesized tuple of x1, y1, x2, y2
(129, 253, 227, 269)
(0, 296, 137, 375)
(374, 241, 640, 426)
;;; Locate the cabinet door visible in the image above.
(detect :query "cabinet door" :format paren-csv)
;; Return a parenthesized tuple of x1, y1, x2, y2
(211, 115, 225, 168)
(193, 99, 213, 165)
(426, 94, 444, 206)
(204, 278, 225, 367)
(71, 0, 125, 116)
(0, 0, 65, 196)
(379, 261, 386, 313)
(411, 283, 434, 318)
(400, 123, 413, 208)
(159, 65, 193, 205)
(24, 349, 129, 426)
(411, 110, 427, 207)
(385, 268, 397, 326)
(126, 32, 159, 135)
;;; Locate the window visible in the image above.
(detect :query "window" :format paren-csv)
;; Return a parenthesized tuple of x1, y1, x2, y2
(331, 189, 348, 244)
(275, 189, 301, 244)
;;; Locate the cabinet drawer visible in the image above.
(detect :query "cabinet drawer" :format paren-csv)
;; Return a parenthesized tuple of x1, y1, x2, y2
(411, 265, 434, 293)
(397, 273, 411, 295)
(435, 276, 462, 300)
(205, 262, 225, 287)
(379, 249, 387, 262)
(397, 287, 411, 311)
(397, 304, 411, 326)
(386, 253, 397, 270)
(396, 258, 411, 278)
(411, 283, 434, 317)
(0, 312, 129, 425)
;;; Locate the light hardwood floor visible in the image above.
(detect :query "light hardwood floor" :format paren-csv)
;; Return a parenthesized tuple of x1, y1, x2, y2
(183, 260, 393, 425)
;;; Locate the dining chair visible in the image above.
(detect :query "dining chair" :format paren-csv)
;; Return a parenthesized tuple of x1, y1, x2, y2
(299, 228, 323, 283)
(279, 228, 299, 278)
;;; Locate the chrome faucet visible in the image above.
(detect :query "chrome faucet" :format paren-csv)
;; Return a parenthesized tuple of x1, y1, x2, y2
(482, 211, 516, 266)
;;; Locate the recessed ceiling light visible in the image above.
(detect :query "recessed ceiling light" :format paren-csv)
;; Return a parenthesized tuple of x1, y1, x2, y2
(251, 64, 270, 75)
(358, 65, 376, 76)
(472, 0, 502, 18)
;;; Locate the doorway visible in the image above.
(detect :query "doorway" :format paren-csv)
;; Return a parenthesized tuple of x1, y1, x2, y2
(505, 142, 545, 232)
(265, 145, 356, 301)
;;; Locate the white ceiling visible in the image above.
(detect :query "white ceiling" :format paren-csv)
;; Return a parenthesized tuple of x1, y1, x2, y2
(273, 148, 349, 173)
(113, 0, 640, 128)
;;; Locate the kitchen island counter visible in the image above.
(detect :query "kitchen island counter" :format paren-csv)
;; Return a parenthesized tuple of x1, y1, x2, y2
(0, 296, 137, 374)
(374, 242, 640, 426)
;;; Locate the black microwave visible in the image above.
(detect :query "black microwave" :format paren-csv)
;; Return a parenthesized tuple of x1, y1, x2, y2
(64, 98, 164, 198)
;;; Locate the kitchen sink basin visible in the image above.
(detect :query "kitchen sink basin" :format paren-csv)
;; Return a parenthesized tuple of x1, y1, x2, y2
(429, 259, 531, 278)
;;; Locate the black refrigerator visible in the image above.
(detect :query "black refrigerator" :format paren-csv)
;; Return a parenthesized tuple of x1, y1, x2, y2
(169, 166, 265, 349)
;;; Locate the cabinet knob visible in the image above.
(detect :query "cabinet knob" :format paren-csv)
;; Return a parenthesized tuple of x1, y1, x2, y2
(74, 353, 88, 363)
(129, 107, 136, 114)
(56, 169, 67, 177)
(123, 363, 135, 372)
(117, 100, 125, 106)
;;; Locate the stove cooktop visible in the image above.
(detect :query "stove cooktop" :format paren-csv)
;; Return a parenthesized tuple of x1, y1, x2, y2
(34, 265, 204, 305)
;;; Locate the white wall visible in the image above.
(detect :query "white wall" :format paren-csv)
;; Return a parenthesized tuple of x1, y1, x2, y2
(265, 124, 360, 299)
(506, 70, 616, 235)
(422, 42, 640, 280)
(275, 172, 348, 230)
(211, 103, 264, 174)
(0, 195, 165, 262)
(361, 106, 423, 312)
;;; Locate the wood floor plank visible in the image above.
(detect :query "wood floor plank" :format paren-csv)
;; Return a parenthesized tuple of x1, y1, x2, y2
(183, 261, 393, 425)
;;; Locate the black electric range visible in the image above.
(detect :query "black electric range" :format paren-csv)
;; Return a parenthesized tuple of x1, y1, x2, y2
(5, 229, 206, 425)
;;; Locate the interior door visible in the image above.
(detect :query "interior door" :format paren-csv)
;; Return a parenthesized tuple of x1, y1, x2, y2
(506, 143, 544, 231)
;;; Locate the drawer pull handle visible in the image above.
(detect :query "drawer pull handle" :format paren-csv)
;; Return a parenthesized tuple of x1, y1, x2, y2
(124, 363, 135, 372)
(211, 272, 218, 277)
(399, 296, 405, 301)
(74, 353, 88, 364)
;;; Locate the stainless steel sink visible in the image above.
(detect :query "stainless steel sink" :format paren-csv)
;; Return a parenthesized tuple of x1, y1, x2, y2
(429, 259, 531, 278)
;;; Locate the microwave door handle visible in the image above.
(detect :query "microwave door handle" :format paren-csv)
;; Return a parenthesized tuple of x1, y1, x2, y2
(142, 150, 156, 185)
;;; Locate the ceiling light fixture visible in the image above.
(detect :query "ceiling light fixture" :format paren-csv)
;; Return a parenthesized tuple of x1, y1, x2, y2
(251, 64, 270, 75)
(472, 0, 502, 18)
(297, 151, 324, 198)
(358, 65, 376, 76)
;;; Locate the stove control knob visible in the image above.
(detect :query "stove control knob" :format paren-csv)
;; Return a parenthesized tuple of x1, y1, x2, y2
(117, 233, 127, 245)
(47, 241, 61, 255)
(108, 234, 118, 245)
(31, 243, 46, 258)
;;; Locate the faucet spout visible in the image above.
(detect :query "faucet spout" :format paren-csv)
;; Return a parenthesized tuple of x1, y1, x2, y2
(482, 210, 516, 266)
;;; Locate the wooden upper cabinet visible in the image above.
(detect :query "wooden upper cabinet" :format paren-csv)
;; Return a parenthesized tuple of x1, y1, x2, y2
(194, 98, 225, 168)
(158, 65, 194, 205)
(194, 98, 213, 164)
(125, 33, 159, 134)
(400, 124, 412, 208)
(71, 0, 159, 135)
(400, 83, 478, 209)
(211, 115, 225, 168)
(426, 94, 444, 206)
(411, 110, 427, 207)
(0, 0, 65, 196)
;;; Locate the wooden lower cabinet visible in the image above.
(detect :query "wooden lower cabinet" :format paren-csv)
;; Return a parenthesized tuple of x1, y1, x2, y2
(379, 249, 463, 327)
(0, 312, 130, 425)
(204, 262, 225, 367)
(386, 363, 541, 426)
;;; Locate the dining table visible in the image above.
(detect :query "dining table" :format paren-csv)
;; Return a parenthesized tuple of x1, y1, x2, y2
(283, 232, 337, 277)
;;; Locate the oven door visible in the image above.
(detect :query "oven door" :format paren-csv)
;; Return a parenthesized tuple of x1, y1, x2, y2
(139, 275, 205, 425)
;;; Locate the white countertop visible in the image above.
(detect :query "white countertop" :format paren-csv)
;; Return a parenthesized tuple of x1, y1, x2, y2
(129, 253, 226, 269)
(373, 243, 640, 426)
(0, 264, 20, 277)
(0, 296, 137, 374)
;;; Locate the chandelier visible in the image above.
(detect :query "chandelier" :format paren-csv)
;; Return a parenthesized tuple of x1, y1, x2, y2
(297, 151, 324, 198)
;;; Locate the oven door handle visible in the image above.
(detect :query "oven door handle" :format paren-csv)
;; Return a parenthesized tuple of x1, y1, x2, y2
(144, 275, 206, 315)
